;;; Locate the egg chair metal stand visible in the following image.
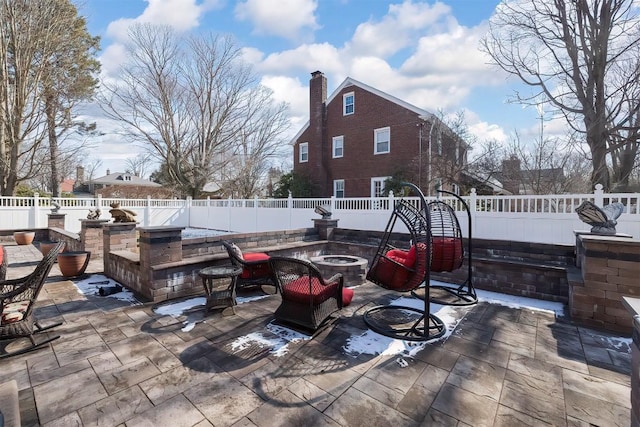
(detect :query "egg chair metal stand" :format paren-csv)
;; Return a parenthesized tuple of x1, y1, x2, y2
(412, 189, 477, 306)
(364, 182, 445, 342)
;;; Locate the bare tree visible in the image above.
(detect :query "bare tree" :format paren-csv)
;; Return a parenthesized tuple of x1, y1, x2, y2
(219, 87, 289, 198)
(100, 24, 289, 198)
(124, 153, 153, 179)
(481, 0, 640, 191)
(412, 110, 505, 195)
(0, 0, 100, 196)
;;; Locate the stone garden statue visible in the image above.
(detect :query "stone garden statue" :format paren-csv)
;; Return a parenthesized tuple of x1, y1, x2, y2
(109, 202, 137, 223)
(50, 200, 61, 213)
(576, 201, 624, 235)
(87, 208, 101, 220)
(314, 205, 332, 219)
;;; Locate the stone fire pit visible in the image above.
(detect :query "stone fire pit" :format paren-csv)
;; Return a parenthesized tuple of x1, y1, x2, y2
(309, 255, 368, 286)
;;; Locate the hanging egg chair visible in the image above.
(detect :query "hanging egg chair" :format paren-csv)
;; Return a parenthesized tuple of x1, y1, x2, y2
(364, 183, 445, 341)
(411, 189, 476, 305)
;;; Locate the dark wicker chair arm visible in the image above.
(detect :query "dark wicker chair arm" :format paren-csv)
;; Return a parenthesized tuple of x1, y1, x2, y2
(0, 279, 33, 299)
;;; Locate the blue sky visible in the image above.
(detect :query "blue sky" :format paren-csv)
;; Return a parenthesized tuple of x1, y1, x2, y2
(77, 0, 551, 177)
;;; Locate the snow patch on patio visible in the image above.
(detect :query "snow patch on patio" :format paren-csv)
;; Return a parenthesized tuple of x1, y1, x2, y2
(181, 228, 229, 239)
(73, 274, 141, 304)
(229, 322, 311, 357)
(342, 281, 569, 360)
(343, 296, 465, 358)
(476, 289, 565, 316)
(151, 294, 272, 332)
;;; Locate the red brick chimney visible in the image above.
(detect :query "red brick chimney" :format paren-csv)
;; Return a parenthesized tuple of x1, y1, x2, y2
(309, 71, 328, 194)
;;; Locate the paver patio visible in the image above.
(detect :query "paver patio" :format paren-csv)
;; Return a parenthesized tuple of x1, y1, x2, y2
(0, 243, 632, 426)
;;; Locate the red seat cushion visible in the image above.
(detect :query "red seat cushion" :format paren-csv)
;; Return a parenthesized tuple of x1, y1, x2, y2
(240, 252, 271, 279)
(283, 276, 339, 304)
(431, 237, 463, 272)
(243, 252, 269, 262)
(342, 288, 354, 306)
(372, 257, 409, 290)
(385, 245, 417, 268)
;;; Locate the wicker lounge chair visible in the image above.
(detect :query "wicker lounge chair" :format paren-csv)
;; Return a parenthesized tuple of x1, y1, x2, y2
(0, 241, 64, 359)
(269, 256, 346, 332)
(221, 240, 276, 291)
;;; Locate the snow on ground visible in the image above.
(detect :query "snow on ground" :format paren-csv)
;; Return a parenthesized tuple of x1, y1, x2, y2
(73, 274, 141, 304)
(343, 280, 566, 360)
(181, 228, 230, 239)
(230, 323, 311, 357)
(151, 293, 272, 332)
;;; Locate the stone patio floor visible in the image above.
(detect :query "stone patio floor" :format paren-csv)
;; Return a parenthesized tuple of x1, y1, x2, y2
(0, 243, 633, 426)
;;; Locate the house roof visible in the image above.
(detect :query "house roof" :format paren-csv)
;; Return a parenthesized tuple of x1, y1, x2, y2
(91, 172, 161, 187)
(289, 76, 436, 146)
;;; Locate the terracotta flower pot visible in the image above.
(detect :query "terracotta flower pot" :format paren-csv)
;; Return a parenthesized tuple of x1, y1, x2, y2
(13, 231, 35, 245)
(57, 251, 91, 278)
(39, 241, 65, 257)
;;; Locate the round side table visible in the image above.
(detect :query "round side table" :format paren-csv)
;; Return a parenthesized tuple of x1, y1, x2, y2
(198, 265, 243, 315)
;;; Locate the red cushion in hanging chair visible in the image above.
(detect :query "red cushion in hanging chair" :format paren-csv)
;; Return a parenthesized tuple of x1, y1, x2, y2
(431, 237, 463, 272)
(385, 245, 417, 268)
(372, 256, 409, 290)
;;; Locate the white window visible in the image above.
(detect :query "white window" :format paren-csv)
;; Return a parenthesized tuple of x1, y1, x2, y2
(452, 183, 460, 195)
(334, 179, 345, 198)
(332, 136, 344, 158)
(343, 92, 354, 115)
(299, 142, 308, 163)
(374, 127, 390, 154)
(437, 132, 443, 156)
(371, 177, 390, 197)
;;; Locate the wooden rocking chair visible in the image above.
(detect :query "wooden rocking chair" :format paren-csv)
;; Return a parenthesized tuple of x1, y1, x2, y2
(0, 241, 65, 359)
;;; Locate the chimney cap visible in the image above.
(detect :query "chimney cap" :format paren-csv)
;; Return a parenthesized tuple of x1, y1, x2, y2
(311, 70, 323, 77)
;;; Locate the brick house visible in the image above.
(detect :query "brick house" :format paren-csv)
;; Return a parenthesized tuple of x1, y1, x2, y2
(291, 71, 466, 197)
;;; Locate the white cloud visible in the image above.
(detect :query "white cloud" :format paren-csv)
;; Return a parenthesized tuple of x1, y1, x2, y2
(253, 43, 344, 76)
(235, 0, 320, 41)
(348, 1, 452, 57)
(106, 0, 219, 41)
(463, 109, 509, 144)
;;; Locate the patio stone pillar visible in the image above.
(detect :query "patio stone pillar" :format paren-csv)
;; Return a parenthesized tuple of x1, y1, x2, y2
(623, 297, 640, 427)
(570, 234, 640, 333)
(313, 218, 338, 240)
(79, 219, 110, 259)
(138, 226, 184, 301)
(47, 213, 66, 230)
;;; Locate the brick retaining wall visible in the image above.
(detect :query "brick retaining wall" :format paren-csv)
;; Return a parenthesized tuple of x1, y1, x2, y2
(571, 235, 640, 333)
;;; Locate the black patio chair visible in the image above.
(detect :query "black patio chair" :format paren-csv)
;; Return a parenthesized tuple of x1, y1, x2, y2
(0, 241, 65, 359)
(269, 256, 344, 332)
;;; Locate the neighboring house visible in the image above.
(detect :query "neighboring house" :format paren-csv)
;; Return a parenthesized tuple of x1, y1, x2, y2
(291, 71, 466, 198)
(79, 170, 170, 198)
(59, 178, 75, 193)
(496, 157, 565, 195)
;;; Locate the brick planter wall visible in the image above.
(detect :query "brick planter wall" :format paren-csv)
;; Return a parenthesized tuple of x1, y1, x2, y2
(47, 213, 66, 230)
(333, 228, 573, 302)
(79, 219, 110, 259)
(571, 234, 640, 333)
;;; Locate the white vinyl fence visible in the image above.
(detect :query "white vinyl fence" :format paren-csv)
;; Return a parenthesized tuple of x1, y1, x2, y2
(1, 186, 638, 246)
